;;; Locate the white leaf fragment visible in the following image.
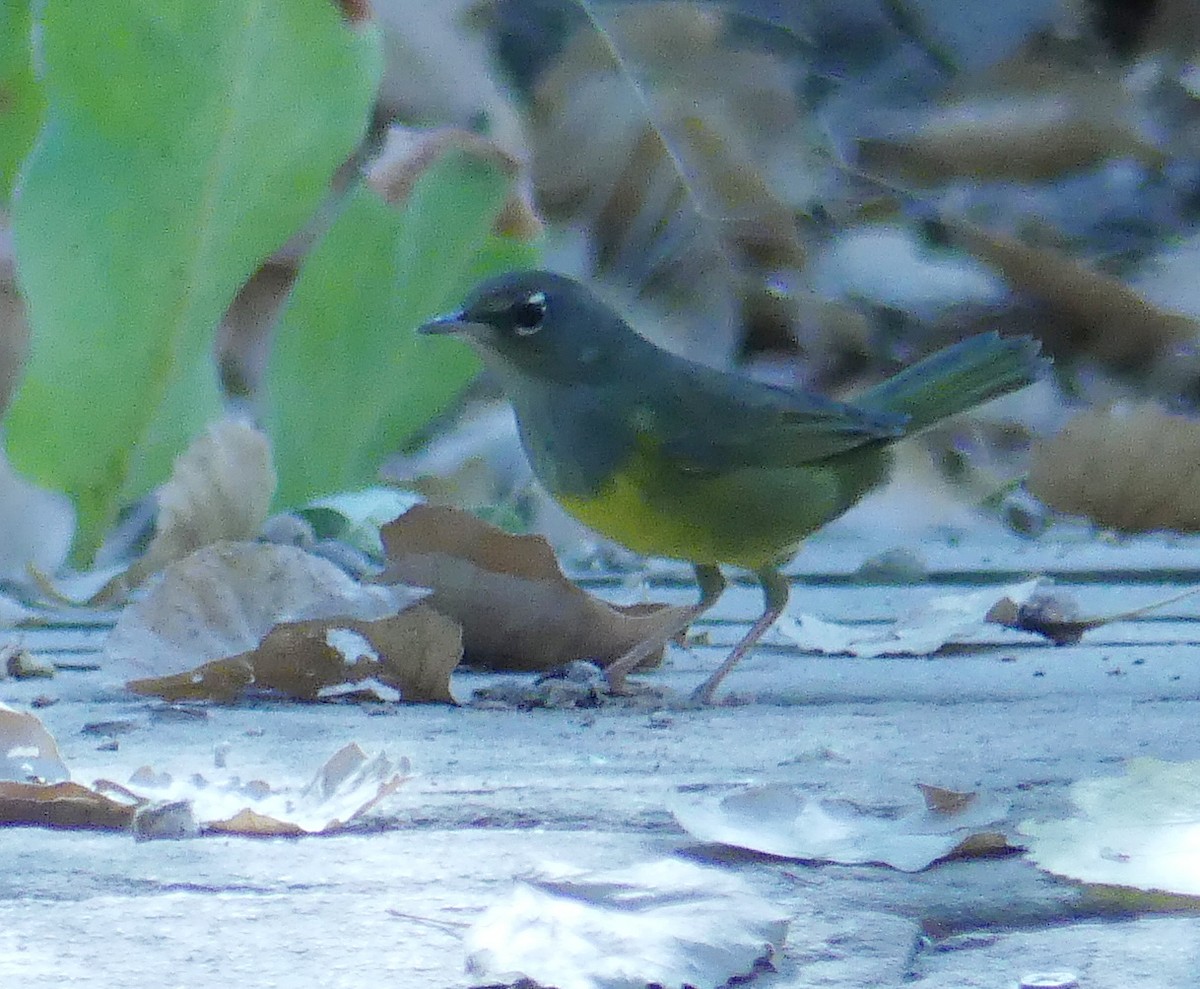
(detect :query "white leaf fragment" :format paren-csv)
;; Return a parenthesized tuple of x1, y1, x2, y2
(672, 783, 1009, 873)
(1021, 758, 1200, 898)
(777, 579, 1044, 656)
(126, 743, 409, 836)
(465, 858, 789, 989)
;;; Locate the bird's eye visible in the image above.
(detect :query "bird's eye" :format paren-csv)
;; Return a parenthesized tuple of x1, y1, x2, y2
(509, 292, 546, 336)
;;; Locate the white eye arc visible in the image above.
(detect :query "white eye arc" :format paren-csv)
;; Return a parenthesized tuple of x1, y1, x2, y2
(512, 291, 546, 336)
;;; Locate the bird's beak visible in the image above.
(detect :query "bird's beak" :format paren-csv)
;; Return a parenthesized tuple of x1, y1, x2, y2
(418, 311, 478, 336)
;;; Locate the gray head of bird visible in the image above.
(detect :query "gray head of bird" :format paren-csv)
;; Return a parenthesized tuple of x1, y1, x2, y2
(419, 270, 637, 384)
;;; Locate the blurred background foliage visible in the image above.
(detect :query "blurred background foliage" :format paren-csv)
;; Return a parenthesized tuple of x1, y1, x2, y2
(2, 0, 1200, 564)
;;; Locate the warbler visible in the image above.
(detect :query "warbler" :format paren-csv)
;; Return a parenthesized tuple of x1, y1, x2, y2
(421, 271, 1045, 702)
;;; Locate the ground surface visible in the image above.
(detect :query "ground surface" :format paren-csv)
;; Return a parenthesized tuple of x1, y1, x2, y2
(3, 523, 1199, 988)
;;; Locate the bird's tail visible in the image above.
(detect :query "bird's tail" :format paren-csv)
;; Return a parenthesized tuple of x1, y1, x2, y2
(856, 332, 1047, 434)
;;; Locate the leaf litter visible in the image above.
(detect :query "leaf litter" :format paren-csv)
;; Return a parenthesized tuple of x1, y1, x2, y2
(530, 2, 814, 359)
(778, 578, 1199, 654)
(0, 706, 407, 837)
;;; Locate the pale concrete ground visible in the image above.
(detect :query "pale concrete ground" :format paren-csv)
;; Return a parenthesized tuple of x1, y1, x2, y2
(3, 524, 1199, 988)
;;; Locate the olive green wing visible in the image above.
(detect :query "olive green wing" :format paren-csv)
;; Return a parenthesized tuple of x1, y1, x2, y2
(638, 359, 908, 471)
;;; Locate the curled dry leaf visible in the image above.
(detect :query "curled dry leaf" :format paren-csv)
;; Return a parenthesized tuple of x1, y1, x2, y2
(0, 780, 137, 831)
(124, 417, 277, 589)
(0, 705, 138, 830)
(376, 505, 689, 672)
(365, 125, 541, 240)
(127, 605, 461, 704)
(0, 703, 69, 782)
(104, 541, 426, 680)
(671, 782, 1011, 872)
(942, 221, 1197, 372)
(1029, 404, 1200, 533)
(530, 3, 812, 357)
(986, 580, 1200, 645)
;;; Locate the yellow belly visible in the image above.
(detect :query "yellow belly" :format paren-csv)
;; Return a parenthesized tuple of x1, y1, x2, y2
(555, 440, 859, 570)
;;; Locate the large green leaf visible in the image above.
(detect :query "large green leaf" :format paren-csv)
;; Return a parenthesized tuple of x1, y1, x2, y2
(267, 152, 538, 509)
(7, 0, 382, 562)
(0, 1, 43, 202)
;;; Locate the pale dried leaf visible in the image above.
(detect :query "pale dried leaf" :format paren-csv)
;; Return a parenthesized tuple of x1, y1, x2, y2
(127, 743, 409, 836)
(672, 783, 1011, 872)
(465, 858, 789, 989)
(105, 541, 427, 679)
(860, 69, 1163, 184)
(1021, 758, 1200, 899)
(778, 580, 1044, 656)
(1029, 405, 1200, 533)
(0, 449, 73, 583)
(130, 417, 277, 584)
(0, 703, 69, 782)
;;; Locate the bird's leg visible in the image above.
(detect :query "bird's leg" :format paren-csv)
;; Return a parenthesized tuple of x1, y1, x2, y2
(604, 563, 726, 694)
(690, 566, 790, 705)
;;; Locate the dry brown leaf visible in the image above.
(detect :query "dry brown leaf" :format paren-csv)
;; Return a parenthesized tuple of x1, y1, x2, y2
(530, 3, 812, 358)
(129, 417, 276, 585)
(943, 222, 1197, 372)
(365, 125, 541, 240)
(914, 786, 1015, 859)
(946, 831, 1013, 860)
(205, 807, 305, 837)
(217, 262, 296, 398)
(987, 581, 1200, 644)
(0, 780, 136, 831)
(917, 783, 979, 817)
(376, 504, 689, 672)
(1029, 404, 1200, 533)
(127, 605, 461, 704)
(859, 52, 1163, 185)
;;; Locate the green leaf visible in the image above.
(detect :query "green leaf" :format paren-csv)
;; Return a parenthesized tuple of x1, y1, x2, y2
(6, 0, 382, 563)
(0, 0, 44, 201)
(267, 152, 538, 509)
